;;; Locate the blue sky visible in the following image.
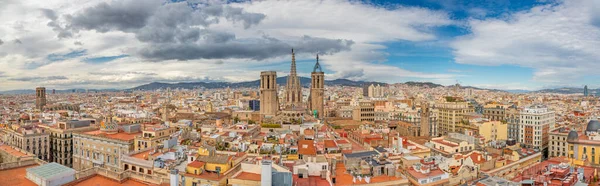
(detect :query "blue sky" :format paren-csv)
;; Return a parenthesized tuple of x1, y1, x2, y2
(0, 0, 598, 90)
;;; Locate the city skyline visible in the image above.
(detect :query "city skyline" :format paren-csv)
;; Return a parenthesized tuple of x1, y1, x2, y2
(0, 0, 599, 91)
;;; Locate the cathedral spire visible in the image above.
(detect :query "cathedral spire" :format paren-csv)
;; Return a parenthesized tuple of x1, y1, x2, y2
(313, 54, 322, 73)
(290, 48, 297, 77)
(286, 48, 302, 107)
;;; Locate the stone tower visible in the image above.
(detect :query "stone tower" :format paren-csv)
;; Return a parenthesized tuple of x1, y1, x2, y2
(36, 87, 47, 110)
(285, 49, 302, 107)
(420, 101, 430, 137)
(260, 71, 278, 116)
(310, 54, 325, 118)
(163, 88, 171, 124)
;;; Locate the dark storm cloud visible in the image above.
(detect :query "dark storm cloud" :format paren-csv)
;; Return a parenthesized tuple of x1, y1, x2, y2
(58, 0, 352, 61)
(9, 76, 68, 82)
(41, 8, 72, 38)
(67, 0, 162, 33)
(74, 41, 83, 45)
(40, 8, 58, 20)
(14, 39, 22, 44)
(0, 39, 3, 45)
(139, 35, 354, 61)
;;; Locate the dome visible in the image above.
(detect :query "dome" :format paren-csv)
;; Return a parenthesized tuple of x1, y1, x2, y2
(567, 130, 579, 141)
(586, 120, 600, 132)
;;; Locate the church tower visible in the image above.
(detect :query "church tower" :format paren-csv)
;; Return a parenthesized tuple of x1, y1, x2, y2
(285, 49, 302, 107)
(420, 101, 430, 137)
(310, 54, 325, 118)
(36, 87, 47, 110)
(260, 71, 278, 116)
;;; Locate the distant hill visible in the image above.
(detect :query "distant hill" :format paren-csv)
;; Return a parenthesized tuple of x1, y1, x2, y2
(535, 87, 595, 94)
(403, 81, 444, 88)
(130, 76, 388, 90)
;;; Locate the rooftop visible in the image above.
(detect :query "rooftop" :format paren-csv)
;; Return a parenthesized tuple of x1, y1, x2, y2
(65, 174, 153, 186)
(83, 129, 141, 141)
(26, 162, 75, 179)
(233, 172, 261, 181)
(0, 164, 38, 186)
(343, 151, 378, 158)
(0, 144, 29, 157)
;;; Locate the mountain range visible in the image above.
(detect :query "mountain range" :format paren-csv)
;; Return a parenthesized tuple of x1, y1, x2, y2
(1, 76, 591, 95)
(130, 76, 386, 90)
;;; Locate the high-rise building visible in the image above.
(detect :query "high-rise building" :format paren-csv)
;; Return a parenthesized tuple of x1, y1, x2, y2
(260, 71, 278, 116)
(519, 104, 555, 151)
(367, 84, 384, 98)
(584, 85, 589, 97)
(36, 87, 47, 110)
(310, 55, 325, 118)
(285, 49, 302, 107)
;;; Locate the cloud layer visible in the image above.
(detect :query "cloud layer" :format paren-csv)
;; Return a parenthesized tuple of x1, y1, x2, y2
(451, 0, 600, 83)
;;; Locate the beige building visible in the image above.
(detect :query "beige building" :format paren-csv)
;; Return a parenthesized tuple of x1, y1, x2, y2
(483, 104, 507, 121)
(72, 117, 140, 172)
(134, 123, 177, 151)
(352, 100, 374, 121)
(429, 137, 474, 157)
(436, 101, 473, 135)
(549, 127, 569, 157)
(478, 121, 508, 142)
(259, 71, 278, 117)
(3, 124, 50, 161)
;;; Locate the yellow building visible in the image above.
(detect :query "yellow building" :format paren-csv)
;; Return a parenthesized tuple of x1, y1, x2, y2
(565, 121, 600, 166)
(183, 152, 246, 186)
(478, 121, 508, 142)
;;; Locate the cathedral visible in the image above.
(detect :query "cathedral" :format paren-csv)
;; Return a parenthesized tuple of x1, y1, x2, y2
(259, 49, 325, 122)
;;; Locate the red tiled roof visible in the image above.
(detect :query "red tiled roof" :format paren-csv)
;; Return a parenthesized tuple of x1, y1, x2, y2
(188, 161, 206, 168)
(324, 140, 337, 148)
(298, 140, 316, 155)
(233, 172, 261, 181)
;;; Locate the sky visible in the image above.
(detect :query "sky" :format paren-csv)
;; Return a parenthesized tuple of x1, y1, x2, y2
(0, 0, 599, 91)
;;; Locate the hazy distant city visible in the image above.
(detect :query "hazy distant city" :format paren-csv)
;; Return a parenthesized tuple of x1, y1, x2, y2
(1, 0, 599, 186)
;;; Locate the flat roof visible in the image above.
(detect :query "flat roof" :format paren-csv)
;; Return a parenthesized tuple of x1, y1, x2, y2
(26, 162, 75, 179)
(66, 174, 149, 186)
(343, 151, 378, 158)
(83, 130, 140, 141)
(233, 172, 261, 181)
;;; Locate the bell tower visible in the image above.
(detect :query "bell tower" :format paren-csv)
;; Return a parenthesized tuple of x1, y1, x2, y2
(310, 54, 325, 118)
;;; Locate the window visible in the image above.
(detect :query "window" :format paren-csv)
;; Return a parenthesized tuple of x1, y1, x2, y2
(322, 165, 327, 170)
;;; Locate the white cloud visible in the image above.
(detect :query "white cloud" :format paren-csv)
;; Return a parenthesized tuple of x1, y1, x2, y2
(451, 0, 600, 84)
(0, 0, 458, 90)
